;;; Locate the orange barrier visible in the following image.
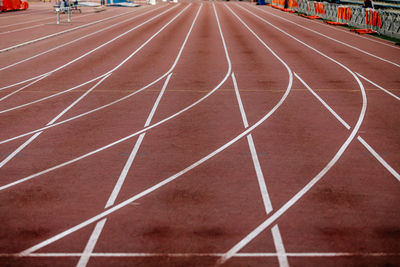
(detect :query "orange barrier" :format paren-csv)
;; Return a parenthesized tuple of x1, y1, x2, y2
(337, 6, 351, 21)
(313, 2, 326, 15)
(0, 0, 28, 11)
(350, 28, 377, 34)
(365, 9, 382, 28)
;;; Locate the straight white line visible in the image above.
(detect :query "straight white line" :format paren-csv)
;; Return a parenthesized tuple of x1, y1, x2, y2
(243, 3, 400, 67)
(0, 7, 152, 53)
(0, 16, 52, 28)
(77, 73, 172, 267)
(294, 73, 351, 130)
(76, 219, 107, 267)
(232, 73, 273, 214)
(0, 75, 110, 169)
(356, 73, 400, 101)
(3, 252, 399, 257)
(0, 4, 178, 91)
(271, 225, 289, 267)
(233, 72, 287, 266)
(218, 4, 367, 264)
(357, 136, 400, 182)
(0, 6, 164, 72)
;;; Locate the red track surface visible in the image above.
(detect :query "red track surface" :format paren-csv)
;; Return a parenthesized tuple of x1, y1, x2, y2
(0, 1, 399, 266)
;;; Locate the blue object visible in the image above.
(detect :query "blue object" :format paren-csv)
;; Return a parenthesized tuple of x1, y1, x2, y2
(257, 0, 266, 5)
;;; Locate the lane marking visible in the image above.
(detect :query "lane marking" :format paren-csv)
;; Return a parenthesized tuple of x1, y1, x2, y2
(271, 225, 289, 267)
(356, 73, 400, 101)
(233, 72, 288, 266)
(0, 4, 178, 91)
(357, 136, 400, 182)
(0, 73, 50, 102)
(232, 72, 273, 214)
(0, 75, 110, 168)
(0, 13, 95, 35)
(0, 6, 165, 71)
(17, 3, 294, 256)
(77, 73, 174, 267)
(295, 73, 400, 182)
(0, 7, 156, 53)
(294, 73, 351, 130)
(218, 3, 367, 264)
(241, 3, 400, 67)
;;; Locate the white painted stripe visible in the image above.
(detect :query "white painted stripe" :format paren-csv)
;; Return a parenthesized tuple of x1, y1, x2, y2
(218, 4, 367, 265)
(0, 16, 52, 29)
(0, 75, 110, 169)
(271, 225, 289, 267)
(0, 13, 95, 35)
(356, 73, 400, 101)
(3, 252, 399, 257)
(0, 6, 164, 72)
(232, 73, 273, 214)
(232, 73, 249, 128)
(242, 3, 400, 67)
(0, 4, 178, 91)
(0, 73, 50, 102)
(294, 73, 351, 130)
(106, 73, 172, 208)
(0, 7, 154, 54)
(18, 4, 293, 255)
(76, 219, 107, 267)
(358, 136, 400, 182)
(77, 73, 173, 267)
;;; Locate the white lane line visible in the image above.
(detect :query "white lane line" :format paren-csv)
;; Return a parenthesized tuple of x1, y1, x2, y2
(232, 72, 273, 214)
(0, 13, 95, 35)
(295, 73, 400, 182)
(0, 75, 110, 169)
(0, 7, 154, 54)
(242, 3, 400, 67)
(0, 4, 178, 91)
(76, 218, 107, 267)
(17, 3, 293, 255)
(271, 225, 289, 267)
(0, 6, 165, 72)
(294, 73, 351, 130)
(0, 16, 53, 28)
(356, 73, 400, 101)
(218, 4, 367, 264)
(357, 136, 400, 182)
(232, 72, 288, 266)
(0, 4, 182, 114)
(17, 2, 235, 255)
(77, 73, 173, 267)
(0, 2, 205, 191)
(0, 73, 50, 102)
(4, 252, 398, 257)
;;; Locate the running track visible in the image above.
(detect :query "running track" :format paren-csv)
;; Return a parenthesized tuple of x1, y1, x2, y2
(0, 1, 399, 266)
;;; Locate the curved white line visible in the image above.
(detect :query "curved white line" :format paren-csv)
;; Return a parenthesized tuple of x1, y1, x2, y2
(0, 4, 180, 92)
(218, 4, 368, 264)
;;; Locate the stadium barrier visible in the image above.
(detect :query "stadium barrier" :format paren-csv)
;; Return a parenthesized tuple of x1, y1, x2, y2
(265, 0, 400, 38)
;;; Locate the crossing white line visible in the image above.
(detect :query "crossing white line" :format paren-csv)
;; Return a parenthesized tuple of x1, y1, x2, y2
(356, 73, 400, 101)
